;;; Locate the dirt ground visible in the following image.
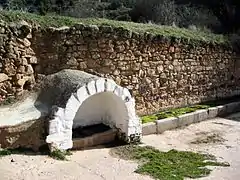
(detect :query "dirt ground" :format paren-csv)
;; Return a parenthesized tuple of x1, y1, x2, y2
(1, 113, 240, 180)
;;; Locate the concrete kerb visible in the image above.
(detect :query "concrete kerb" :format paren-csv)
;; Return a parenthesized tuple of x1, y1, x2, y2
(142, 122, 157, 135)
(142, 101, 240, 136)
(156, 117, 179, 134)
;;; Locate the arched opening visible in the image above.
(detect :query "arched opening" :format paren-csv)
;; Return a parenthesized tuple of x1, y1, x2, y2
(73, 92, 128, 131)
(71, 92, 129, 149)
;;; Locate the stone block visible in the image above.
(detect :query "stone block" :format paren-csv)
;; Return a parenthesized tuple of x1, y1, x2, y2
(208, 107, 218, 119)
(177, 113, 195, 127)
(0, 119, 47, 151)
(142, 122, 157, 135)
(156, 117, 179, 134)
(72, 129, 117, 150)
(72, 138, 85, 150)
(194, 109, 208, 122)
(92, 129, 117, 146)
(84, 136, 94, 147)
(0, 73, 8, 83)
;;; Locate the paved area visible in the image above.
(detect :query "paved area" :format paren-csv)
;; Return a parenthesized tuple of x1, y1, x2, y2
(1, 113, 240, 180)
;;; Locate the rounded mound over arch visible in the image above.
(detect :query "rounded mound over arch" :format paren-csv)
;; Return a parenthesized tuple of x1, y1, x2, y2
(43, 70, 142, 150)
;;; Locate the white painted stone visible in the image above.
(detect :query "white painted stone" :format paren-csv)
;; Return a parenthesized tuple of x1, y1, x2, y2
(77, 87, 89, 103)
(87, 81, 97, 95)
(64, 95, 82, 121)
(59, 140, 73, 150)
(125, 100, 137, 122)
(128, 117, 139, 127)
(46, 133, 65, 144)
(55, 107, 65, 119)
(62, 130, 72, 140)
(49, 118, 60, 134)
(136, 124, 142, 134)
(95, 78, 105, 93)
(122, 88, 132, 100)
(128, 126, 138, 135)
(63, 120, 73, 129)
(113, 86, 123, 97)
(105, 79, 117, 92)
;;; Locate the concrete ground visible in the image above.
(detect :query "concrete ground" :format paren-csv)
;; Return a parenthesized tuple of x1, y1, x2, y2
(1, 113, 240, 180)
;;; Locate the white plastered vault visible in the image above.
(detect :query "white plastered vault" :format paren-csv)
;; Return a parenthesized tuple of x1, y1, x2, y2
(45, 76, 142, 150)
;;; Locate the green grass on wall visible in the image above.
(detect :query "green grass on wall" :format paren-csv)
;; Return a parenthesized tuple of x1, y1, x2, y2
(0, 10, 227, 44)
(141, 105, 210, 123)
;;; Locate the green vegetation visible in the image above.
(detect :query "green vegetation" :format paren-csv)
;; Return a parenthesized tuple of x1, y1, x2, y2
(49, 149, 72, 161)
(1, 0, 239, 34)
(0, 148, 28, 157)
(0, 149, 12, 157)
(111, 145, 229, 180)
(141, 105, 210, 123)
(0, 10, 227, 44)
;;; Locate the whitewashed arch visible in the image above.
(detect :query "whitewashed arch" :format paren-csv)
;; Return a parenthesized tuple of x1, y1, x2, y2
(46, 78, 142, 150)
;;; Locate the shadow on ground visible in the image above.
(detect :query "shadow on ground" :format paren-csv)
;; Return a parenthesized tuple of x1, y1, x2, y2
(225, 112, 240, 122)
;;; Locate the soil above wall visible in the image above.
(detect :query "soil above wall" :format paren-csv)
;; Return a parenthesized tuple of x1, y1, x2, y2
(0, 21, 240, 115)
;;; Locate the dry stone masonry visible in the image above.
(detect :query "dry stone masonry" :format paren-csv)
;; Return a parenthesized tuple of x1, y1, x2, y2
(0, 20, 36, 102)
(0, 21, 240, 115)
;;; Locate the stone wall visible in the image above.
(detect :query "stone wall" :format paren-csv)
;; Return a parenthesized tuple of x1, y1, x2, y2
(0, 21, 36, 102)
(0, 21, 240, 115)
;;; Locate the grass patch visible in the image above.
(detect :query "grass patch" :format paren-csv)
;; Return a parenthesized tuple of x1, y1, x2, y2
(0, 10, 227, 44)
(141, 105, 210, 123)
(110, 145, 229, 180)
(0, 149, 12, 157)
(49, 149, 72, 161)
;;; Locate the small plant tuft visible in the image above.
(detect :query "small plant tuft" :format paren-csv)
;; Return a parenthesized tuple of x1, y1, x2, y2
(0, 149, 12, 157)
(49, 149, 72, 161)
